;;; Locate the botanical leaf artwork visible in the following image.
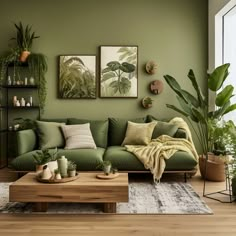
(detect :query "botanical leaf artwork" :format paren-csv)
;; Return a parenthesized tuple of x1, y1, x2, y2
(100, 46, 138, 97)
(59, 55, 96, 98)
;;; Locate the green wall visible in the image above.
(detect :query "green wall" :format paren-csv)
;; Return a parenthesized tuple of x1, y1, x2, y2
(0, 0, 208, 120)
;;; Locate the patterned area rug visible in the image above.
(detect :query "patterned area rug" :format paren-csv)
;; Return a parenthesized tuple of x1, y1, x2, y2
(0, 182, 213, 214)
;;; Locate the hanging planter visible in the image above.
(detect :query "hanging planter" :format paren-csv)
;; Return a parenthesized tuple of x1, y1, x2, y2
(141, 96, 153, 109)
(19, 50, 31, 62)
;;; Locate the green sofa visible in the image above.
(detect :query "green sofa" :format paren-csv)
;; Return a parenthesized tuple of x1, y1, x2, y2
(10, 116, 198, 175)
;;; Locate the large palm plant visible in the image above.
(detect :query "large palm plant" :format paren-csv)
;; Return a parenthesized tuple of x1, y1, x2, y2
(163, 63, 236, 156)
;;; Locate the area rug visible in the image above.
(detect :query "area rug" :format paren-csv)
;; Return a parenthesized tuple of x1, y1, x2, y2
(0, 182, 213, 214)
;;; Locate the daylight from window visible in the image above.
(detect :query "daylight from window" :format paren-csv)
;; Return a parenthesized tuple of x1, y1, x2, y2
(223, 5, 236, 122)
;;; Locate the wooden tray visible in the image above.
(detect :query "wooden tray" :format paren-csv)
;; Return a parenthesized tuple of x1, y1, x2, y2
(36, 172, 79, 183)
(96, 173, 119, 179)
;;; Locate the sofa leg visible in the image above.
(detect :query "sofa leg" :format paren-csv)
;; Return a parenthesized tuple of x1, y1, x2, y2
(184, 173, 187, 182)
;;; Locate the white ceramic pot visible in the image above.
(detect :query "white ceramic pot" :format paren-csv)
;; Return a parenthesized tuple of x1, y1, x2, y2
(41, 165, 52, 180)
(55, 173, 62, 180)
(47, 161, 58, 173)
(68, 170, 76, 177)
(103, 165, 111, 175)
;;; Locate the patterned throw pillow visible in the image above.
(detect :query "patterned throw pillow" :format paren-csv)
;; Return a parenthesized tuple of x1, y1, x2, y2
(61, 123, 97, 149)
(122, 121, 157, 146)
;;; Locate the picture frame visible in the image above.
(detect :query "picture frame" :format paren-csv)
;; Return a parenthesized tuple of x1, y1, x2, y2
(59, 55, 96, 99)
(99, 46, 138, 98)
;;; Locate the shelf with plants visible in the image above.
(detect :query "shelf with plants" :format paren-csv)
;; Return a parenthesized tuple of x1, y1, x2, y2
(0, 21, 48, 168)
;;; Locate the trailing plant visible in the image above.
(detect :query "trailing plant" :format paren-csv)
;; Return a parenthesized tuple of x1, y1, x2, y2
(163, 63, 236, 156)
(13, 117, 35, 130)
(11, 21, 39, 51)
(59, 56, 95, 98)
(28, 53, 47, 113)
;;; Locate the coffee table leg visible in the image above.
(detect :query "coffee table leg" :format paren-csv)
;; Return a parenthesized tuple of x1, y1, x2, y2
(33, 202, 48, 212)
(104, 203, 116, 213)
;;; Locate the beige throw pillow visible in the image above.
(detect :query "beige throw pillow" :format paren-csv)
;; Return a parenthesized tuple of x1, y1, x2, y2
(122, 121, 157, 146)
(61, 123, 97, 149)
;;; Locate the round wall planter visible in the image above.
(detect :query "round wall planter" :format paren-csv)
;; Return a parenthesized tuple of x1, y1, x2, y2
(149, 80, 163, 95)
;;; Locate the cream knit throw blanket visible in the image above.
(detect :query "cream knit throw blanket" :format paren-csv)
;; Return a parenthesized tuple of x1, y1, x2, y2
(125, 117, 199, 181)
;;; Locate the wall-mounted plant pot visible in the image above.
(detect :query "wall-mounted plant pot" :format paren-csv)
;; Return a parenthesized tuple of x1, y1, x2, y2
(145, 61, 157, 74)
(150, 80, 163, 95)
(141, 96, 153, 109)
(20, 50, 31, 62)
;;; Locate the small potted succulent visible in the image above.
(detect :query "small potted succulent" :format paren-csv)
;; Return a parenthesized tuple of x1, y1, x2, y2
(97, 161, 112, 175)
(142, 96, 153, 109)
(67, 161, 77, 177)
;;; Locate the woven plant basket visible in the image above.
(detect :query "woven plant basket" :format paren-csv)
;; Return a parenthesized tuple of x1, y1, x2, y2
(199, 154, 226, 182)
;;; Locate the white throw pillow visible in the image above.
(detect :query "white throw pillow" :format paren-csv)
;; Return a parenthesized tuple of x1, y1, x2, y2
(61, 123, 97, 149)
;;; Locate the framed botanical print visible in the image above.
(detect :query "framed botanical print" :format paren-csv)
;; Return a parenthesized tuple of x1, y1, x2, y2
(100, 46, 138, 98)
(59, 55, 96, 98)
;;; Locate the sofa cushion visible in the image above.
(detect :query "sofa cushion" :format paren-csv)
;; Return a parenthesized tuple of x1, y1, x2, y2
(68, 118, 108, 148)
(108, 117, 146, 146)
(122, 121, 157, 146)
(10, 148, 105, 171)
(40, 118, 68, 124)
(36, 120, 65, 149)
(147, 115, 178, 138)
(103, 146, 146, 170)
(104, 146, 197, 171)
(61, 123, 96, 149)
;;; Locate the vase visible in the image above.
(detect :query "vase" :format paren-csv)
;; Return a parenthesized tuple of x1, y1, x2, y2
(29, 77, 35, 85)
(55, 173, 62, 180)
(41, 165, 52, 180)
(57, 156, 68, 178)
(47, 160, 58, 173)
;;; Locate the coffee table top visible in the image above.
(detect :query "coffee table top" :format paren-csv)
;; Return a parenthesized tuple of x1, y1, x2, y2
(11, 172, 128, 187)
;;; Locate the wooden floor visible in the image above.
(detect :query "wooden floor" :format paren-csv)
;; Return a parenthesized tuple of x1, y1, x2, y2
(0, 168, 236, 236)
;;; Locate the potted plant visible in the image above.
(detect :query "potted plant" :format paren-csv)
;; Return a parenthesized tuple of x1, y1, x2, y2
(142, 96, 153, 109)
(163, 63, 236, 181)
(33, 148, 57, 172)
(67, 161, 77, 177)
(11, 22, 39, 62)
(97, 161, 112, 175)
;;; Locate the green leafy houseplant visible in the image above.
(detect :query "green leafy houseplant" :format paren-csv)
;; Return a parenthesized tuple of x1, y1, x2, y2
(33, 148, 58, 165)
(0, 22, 48, 113)
(67, 161, 77, 171)
(97, 160, 112, 175)
(163, 63, 236, 156)
(142, 96, 153, 108)
(12, 22, 39, 52)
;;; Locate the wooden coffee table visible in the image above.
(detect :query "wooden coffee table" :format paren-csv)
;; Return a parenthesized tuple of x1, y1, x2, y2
(9, 172, 129, 213)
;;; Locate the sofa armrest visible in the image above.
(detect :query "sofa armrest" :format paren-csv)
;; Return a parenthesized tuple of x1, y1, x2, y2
(16, 129, 37, 156)
(174, 128, 188, 139)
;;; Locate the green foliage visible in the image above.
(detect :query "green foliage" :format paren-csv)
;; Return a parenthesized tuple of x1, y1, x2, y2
(59, 56, 95, 98)
(13, 118, 35, 130)
(163, 63, 236, 155)
(33, 148, 58, 165)
(54, 168, 60, 174)
(208, 119, 236, 155)
(28, 53, 48, 113)
(96, 160, 112, 170)
(67, 160, 77, 171)
(11, 22, 39, 51)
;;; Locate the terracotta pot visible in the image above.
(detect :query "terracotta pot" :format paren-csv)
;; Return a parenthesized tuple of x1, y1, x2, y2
(20, 51, 31, 62)
(35, 164, 44, 173)
(199, 154, 226, 182)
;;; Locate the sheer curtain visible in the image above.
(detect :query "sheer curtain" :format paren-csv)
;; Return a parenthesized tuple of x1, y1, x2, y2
(223, 6, 236, 122)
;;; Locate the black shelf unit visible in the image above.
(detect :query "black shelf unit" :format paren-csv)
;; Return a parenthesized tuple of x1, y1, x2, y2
(0, 65, 40, 168)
